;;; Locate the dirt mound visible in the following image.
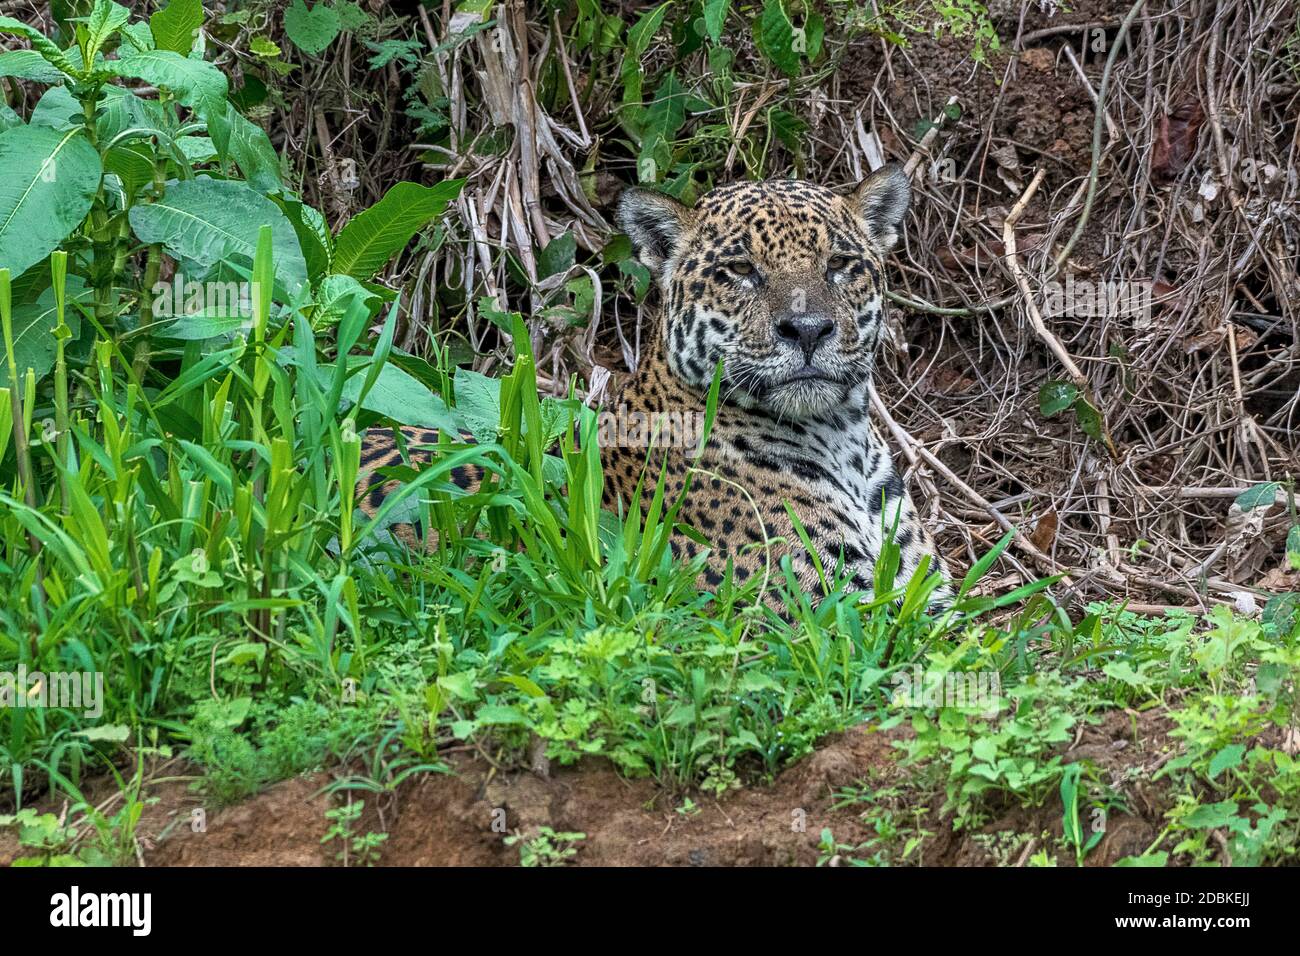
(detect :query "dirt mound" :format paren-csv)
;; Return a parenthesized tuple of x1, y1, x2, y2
(143, 775, 336, 867)
(136, 728, 909, 867)
(0, 711, 1175, 867)
(381, 725, 905, 867)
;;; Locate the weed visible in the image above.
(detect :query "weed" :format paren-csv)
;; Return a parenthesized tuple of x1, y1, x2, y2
(504, 827, 586, 867)
(321, 800, 387, 867)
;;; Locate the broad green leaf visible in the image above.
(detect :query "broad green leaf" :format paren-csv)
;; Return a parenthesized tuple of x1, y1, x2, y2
(769, 107, 807, 152)
(150, 0, 203, 54)
(201, 695, 252, 728)
(109, 50, 228, 135)
(708, 41, 734, 76)
(453, 367, 502, 442)
(177, 135, 217, 163)
(1039, 380, 1076, 416)
(77, 0, 131, 64)
(703, 0, 730, 43)
(803, 12, 825, 59)
(156, 313, 250, 340)
(250, 35, 281, 58)
(620, 3, 669, 107)
(0, 16, 80, 76)
(437, 671, 477, 701)
(642, 72, 687, 146)
(223, 642, 265, 667)
(0, 126, 102, 277)
(1207, 743, 1245, 780)
(736, 670, 781, 693)
(755, 0, 798, 77)
(474, 704, 527, 727)
(326, 360, 459, 432)
(4, 278, 89, 383)
(332, 179, 464, 280)
(224, 103, 281, 192)
(1072, 396, 1105, 442)
(119, 20, 155, 53)
(27, 89, 81, 132)
(315, 273, 377, 327)
(1262, 592, 1299, 635)
(1234, 482, 1279, 510)
(74, 724, 131, 743)
(1256, 662, 1288, 695)
(284, 0, 341, 55)
(151, 262, 259, 324)
(619, 258, 651, 299)
(971, 737, 999, 763)
(626, 3, 669, 58)
(1287, 525, 1300, 570)
(1101, 660, 1151, 688)
(498, 675, 546, 698)
(128, 178, 308, 296)
(0, 50, 67, 83)
(281, 198, 331, 280)
(333, 0, 372, 32)
(31, 85, 168, 145)
(1183, 800, 1237, 829)
(537, 231, 576, 279)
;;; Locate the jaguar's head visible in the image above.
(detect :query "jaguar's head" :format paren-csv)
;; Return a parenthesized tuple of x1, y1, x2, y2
(617, 167, 910, 420)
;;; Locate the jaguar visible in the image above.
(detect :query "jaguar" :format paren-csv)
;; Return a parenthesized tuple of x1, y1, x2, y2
(360, 164, 950, 606)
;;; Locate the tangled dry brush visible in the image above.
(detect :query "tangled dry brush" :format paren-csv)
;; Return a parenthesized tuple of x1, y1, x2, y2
(413, 0, 1300, 612)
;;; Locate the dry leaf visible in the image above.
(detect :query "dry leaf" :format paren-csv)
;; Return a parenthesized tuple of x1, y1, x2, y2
(1152, 100, 1204, 183)
(1029, 509, 1059, 552)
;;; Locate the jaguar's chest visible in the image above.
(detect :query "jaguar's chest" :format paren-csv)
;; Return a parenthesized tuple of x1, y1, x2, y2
(709, 414, 900, 557)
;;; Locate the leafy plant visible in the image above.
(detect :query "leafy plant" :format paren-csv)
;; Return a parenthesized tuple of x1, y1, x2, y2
(504, 826, 586, 867)
(0, 809, 84, 866)
(321, 799, 387, 866)
(1039, 380, 1108, 446)
(0, 0, 460, 389)
(898, 671, 1082, 830)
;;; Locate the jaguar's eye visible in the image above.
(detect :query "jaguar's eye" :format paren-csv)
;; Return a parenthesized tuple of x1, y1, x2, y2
(726, 260, 755, 277)
(827, 254, 852, 272)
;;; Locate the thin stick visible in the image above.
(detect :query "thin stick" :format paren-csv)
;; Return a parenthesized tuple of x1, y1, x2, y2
(1001, 167, 1088, 388)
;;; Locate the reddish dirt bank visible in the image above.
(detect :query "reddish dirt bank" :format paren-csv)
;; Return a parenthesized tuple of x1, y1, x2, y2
(4, 713, 1172, 867)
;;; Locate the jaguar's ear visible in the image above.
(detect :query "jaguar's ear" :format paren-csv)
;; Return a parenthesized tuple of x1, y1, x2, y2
(616, 187, 694, 275)
(851, 163, 911, 253)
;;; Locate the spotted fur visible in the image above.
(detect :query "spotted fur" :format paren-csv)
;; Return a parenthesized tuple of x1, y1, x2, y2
(358, 426, 485, 550)
(360, 166, 950, 604)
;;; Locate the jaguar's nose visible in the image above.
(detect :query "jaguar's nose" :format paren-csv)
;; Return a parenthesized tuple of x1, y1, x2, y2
(775, 313, 836, 361)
